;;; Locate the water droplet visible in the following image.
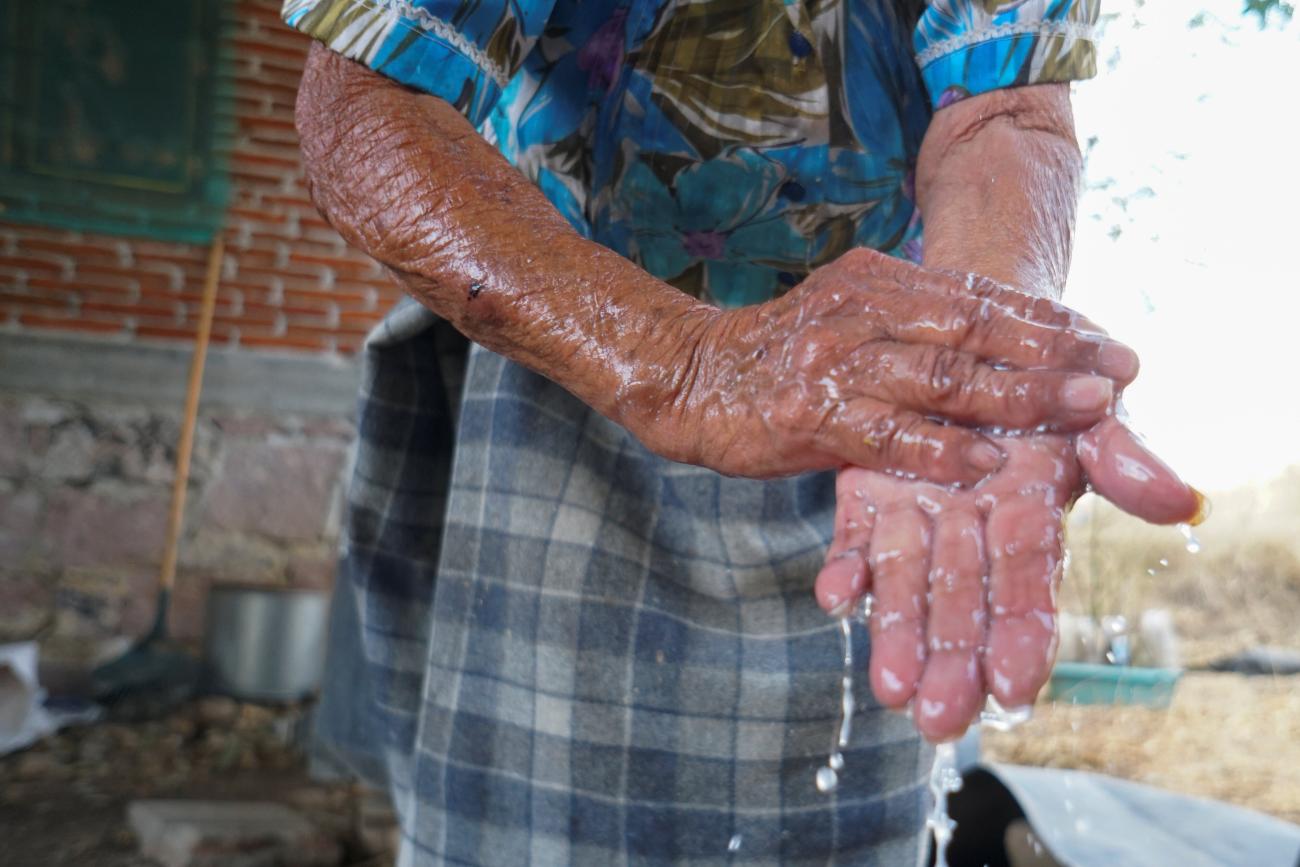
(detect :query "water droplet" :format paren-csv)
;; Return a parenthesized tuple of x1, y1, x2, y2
(927, 743, 963, 867)
(979, 694, 1033, 732)
(1178, 522, 1202, 554)
(815, 766, 839, 793)
(727, 834, 742, 853)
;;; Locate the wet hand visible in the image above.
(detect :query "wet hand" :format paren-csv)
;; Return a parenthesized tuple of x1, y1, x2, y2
(662, 248, 1139, 483)
(812, 418, 1202, 742)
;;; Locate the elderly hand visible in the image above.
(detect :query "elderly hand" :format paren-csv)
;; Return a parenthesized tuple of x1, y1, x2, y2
(813, 415, 1202, 742)
(656, 247, 1139, 484)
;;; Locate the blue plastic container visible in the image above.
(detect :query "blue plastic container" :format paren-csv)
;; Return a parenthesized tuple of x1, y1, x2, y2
(1047, 662, 1183, 708)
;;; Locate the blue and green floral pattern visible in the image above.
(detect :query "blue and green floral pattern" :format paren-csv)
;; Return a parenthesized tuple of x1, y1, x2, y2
(283, 0, 1098, 307)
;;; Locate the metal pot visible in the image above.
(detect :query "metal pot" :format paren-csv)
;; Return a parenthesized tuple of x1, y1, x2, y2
(202, 582, 329, 703)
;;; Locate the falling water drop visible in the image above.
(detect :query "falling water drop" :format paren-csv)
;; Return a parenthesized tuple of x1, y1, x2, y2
(816, 617, 856, 795)
(926, 743, 963, 867)
(979, 694, 1033, 732)
(1177, 522, 1202, 554)
(727, 834, 742, 853)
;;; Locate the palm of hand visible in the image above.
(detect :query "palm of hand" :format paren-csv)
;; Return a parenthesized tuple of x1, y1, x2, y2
(815, 434, 1082, 742)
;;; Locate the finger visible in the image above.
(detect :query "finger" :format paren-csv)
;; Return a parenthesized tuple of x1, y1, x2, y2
(815, 472, 877, 615)
(826, 253, 1137, 380)
(824, 400, 1006, 487)
(881, 295, 1139, 384)
(867, 506, 930, 709)
(915, 509, 988, 742)
(983, 493, 1066, 708)
(860, 342, 1116, 431)
(830, 250, 1108, 337)
(1078, 418, 1207, 525)
(931, 269, 1110, 336)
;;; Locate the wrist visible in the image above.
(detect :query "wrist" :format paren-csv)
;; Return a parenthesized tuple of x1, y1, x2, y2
(916, 84, 1081, 300)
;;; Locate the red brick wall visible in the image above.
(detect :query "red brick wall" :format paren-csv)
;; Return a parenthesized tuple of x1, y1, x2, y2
(0, 0, 401, 355)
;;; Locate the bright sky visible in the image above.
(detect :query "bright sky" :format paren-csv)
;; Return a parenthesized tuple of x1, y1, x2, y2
(1062, 1, 1299, 491)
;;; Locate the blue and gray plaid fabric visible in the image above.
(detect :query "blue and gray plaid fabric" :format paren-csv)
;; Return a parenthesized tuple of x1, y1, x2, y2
(313, 300, 933, 865)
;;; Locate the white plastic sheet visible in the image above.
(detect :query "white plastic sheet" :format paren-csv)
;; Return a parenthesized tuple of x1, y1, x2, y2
(0, 641, 99, 755)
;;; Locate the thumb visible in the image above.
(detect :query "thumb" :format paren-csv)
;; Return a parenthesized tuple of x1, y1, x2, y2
(1076, 417, 1207, 526)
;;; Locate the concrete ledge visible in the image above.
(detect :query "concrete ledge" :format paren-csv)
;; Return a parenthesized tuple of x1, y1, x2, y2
(128, 799, 341, 867)
(0, 332, 361, 415)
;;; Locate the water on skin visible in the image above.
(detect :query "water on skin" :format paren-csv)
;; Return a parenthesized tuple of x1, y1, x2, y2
(816, 616, 858, 794)
(816, 518, 1201, 857)
(979, 694, 1033, 732)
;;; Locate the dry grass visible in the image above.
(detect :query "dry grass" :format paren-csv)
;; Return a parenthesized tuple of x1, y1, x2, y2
(983, 673, 1300, 825)
(985, 466, 1300, 825)
(1061, 466, 1300, 665)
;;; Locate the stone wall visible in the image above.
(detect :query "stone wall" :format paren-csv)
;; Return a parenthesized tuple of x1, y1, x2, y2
(0, 334, 360, 661)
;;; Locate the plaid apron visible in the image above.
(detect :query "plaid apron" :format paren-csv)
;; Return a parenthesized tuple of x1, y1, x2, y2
(313, 300, 932, 865)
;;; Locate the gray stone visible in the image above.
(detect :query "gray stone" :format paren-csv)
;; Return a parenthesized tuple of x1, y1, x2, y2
(0, 570, 54, 640)
(194, 696, 240, 727)
(128, 800, 341, 867)
(44, 487, 169, 569)
(286, 550, 337, 587)
(36, 422, 100, 483)
(0, 409, 27, 478)
(299, 417, 355, 441)
(0, 488, 43, 564)
(203, 441, 346, 541)
(212, 414, 283, 439)
(54, 568, 137, 636)
(14, 751, 73, 781)
(18, 396, 75, 427)
(180, 531, 287, 584)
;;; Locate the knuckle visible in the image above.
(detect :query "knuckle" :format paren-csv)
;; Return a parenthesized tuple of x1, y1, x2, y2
(857, 412, 900, 463)
(840, 246, 872, 266)
(880, 413, 926, 463)
(953, 296, 994, 348)
(995, 375, 1047, 428)
(921, 347, 968, 405)
(1044, 328, 1080, 366)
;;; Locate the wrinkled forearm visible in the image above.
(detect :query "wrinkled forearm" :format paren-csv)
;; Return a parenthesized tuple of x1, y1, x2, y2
(915, 84, 1083, 300)
(294, 43, 716, 443)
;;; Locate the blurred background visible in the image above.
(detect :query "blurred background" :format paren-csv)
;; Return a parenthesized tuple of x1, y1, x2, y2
(980, 0, 1300, 839)
(0, 0, 1295, 865)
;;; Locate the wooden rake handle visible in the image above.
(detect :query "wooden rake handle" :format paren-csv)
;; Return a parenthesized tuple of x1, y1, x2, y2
(157, 237, 224, 593)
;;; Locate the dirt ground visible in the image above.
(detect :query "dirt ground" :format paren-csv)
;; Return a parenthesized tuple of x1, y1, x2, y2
(0, 698, 394, 867)
(982, 672, 1300, 826)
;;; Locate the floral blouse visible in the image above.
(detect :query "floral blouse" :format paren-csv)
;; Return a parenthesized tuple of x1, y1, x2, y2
(283, 0, 1099, 307)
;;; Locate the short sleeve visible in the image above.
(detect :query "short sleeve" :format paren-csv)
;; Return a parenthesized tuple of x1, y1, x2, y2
(281, 0, 556, 127)
(913, 0, 1100, 110)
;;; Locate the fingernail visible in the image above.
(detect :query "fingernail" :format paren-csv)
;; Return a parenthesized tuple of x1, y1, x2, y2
(1188, 487, 1212, 526)
(965, 441, 1005, 474)
(1062, 375, 1113, 412)
(1098, 342, 1140, 380)
(827, 598, 852, 618)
